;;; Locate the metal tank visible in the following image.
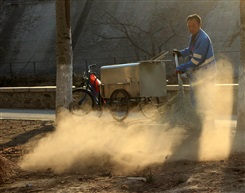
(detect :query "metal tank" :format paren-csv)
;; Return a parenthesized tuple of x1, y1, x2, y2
(100, 61, 167, 99)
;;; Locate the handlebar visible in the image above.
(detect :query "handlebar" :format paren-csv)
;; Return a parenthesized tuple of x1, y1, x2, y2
(173, 49, 183, 89)
(88, 64, 96, 72)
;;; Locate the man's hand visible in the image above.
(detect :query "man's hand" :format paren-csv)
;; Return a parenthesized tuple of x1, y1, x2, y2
(172, 50, 181, 58)
(175, 70, 183, 76)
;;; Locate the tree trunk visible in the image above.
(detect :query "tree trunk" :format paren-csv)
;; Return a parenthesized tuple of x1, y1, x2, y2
(237, 0, 245, 130)
(55, 0, 73, 117)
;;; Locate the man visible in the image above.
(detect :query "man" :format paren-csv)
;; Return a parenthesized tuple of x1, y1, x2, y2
(173, 14, 216, 127)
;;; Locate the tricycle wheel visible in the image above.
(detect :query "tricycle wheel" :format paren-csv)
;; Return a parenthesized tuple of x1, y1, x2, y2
(139, 97, 160, 119)
(110, 89, 129, 121)
(70, 89, 94, 116)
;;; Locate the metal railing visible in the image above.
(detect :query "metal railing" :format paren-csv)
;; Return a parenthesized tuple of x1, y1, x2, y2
(0, 56, 149, 77)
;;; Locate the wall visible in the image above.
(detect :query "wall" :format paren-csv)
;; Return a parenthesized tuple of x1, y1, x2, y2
(0, 0, 240, 82)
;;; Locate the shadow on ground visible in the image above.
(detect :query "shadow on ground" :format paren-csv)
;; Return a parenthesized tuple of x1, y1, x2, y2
(0, 123, 54, 150)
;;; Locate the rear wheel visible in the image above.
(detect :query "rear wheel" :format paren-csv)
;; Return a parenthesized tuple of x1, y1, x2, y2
(110, 89, 129, 121)
(70, 89, 94, 116)
(139, 97, 160, 119)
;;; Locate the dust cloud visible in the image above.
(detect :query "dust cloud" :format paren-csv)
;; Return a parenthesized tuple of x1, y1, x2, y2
(19, 59, 242, 173)
(19, 111, 181, 173)
(198, 58, 237, 160)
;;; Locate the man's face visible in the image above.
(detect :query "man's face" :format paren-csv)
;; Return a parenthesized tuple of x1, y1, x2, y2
(187, 19, 201, 35)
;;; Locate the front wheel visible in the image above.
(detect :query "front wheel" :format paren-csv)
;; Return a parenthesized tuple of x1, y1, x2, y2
(70, 89, 94, 116)
(110, 89, 129, 121)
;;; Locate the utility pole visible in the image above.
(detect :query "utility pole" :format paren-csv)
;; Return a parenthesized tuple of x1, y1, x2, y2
(55, 0, 73, 119)
(237, 0, 245, 130)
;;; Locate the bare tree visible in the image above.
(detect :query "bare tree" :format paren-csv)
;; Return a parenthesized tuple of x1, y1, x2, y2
(89, 1, 217, 61)
(55, 0, 73, 117)
(92, 9, 181, 59)
(237, 0, 245, 130)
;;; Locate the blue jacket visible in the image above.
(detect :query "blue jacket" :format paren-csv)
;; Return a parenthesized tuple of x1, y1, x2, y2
(177, 29, 216, 72)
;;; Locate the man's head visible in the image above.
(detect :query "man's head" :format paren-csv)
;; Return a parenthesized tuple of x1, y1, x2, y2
(186, 14, 202, 35)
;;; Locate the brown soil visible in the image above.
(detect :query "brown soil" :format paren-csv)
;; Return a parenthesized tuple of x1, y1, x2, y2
(0, 119, 244, 193)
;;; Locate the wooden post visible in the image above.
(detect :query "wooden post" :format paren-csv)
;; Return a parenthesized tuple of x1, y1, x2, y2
(55, 0, 73, 118)
(237, 0, 245, 130)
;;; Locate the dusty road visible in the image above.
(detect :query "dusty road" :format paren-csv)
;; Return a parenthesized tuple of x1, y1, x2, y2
(0, 108, 238, 127)
(0, 114, 244, 192)
(0, 109, 55, 121)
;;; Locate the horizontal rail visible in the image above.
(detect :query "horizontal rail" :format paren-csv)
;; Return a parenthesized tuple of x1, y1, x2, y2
(167, 84, 238, 91)
(0, 84, 239, 93)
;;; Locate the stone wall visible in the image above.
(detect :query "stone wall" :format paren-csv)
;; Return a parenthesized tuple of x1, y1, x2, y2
(0, 88, 55, 109)
(0, 92, 55, 109)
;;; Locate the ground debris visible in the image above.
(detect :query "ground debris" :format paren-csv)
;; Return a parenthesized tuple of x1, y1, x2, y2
(127, 176, 147, 182)
(0, 155, 18, 184)
(0, 120, 244, 192)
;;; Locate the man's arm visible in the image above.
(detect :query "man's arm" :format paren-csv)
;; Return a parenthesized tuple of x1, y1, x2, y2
(177, 37, 210, 72)
(180, 47, 191, 58)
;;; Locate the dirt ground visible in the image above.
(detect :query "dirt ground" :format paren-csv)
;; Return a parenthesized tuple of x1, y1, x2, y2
(0, 119, 244, 193)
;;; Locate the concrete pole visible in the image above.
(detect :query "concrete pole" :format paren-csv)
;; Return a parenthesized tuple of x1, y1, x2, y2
(237, 0, 245, 130)
(55, 0, 73, 119)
